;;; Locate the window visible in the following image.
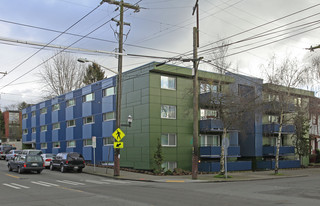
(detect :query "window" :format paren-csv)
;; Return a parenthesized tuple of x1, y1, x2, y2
(83, 139, 92, 146)
(66, 99, 75, 107)
(161, 105, 176, 119)
(200, 83, 219, 94)
(103, 137, 114, 145)
(200, 135, 220, 146)
(312, 114, 317, 125)
(103, 112, 115, 121)
(161, 134, 176, 146)
(161, 162, 177, 171)
(40, 107, 47, 114)
(23, 129, 28, 135)
(32, 111, 36, 117)
(67, 140, 76, 148)
(40, 125, 47, 132)
(41, 143, 47, 149)
(83, 93, 94, 102)
(67, 119, 76, 127)
(53, 122, 60, 130)
(294, 97, 302, 107)
(52, 103, 60, 111)
(32, 127, 36, 133)
(200, 109, 219, 120)
(22, 114, 27, 119)
(83, 116, 94, 124)
(268, 94, 279, 102)
(161, 76, 176, 90)
(268, 115, 279, 123)
(53, 142, 60, 148)
(103, 87, 115, 97)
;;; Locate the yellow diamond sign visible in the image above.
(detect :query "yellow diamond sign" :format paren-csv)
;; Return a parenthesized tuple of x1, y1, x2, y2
(114, 142, 124, 149)
(112, 128, 125, 142)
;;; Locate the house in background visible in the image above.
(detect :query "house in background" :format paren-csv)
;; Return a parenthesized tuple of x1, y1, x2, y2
(1, 110, 22, 149)
(309, 97, 320, 162)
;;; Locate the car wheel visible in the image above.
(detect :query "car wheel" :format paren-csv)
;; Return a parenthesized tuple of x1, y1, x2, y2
(8, 165, 12, 172)
(77, 168, 83, 173)
(60, 165, 65, 173)
(18, 167, 23, 174)
(50, 163, 54, 171)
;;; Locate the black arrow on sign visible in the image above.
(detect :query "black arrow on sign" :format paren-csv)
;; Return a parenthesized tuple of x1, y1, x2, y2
(116, 143, 121, 147)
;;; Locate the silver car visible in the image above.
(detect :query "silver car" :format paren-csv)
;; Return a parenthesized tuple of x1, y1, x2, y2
(6, 150, 22, 161)
(41, 154, 56, 168)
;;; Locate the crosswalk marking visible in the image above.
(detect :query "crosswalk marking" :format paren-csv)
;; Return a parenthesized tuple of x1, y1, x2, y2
(3, 183, 21, 189)
(31, 181, 59, 187)
(85, 179, 110, 185)
(10, 183, 30, 189)
(57, 180, 85, 186)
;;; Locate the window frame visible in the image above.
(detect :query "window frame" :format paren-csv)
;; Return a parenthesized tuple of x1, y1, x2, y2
(52, 103, 60, 111)
(161, 76, 176, 90)
(67, 140, 76, 148)
(103, 137, 114, 146)
(22, 114, 27, 119)
(83, 139, 93, 147)
(40, 125, 47, 132)
(52, 142, 60, 148)
(23, 129, 28, 135)
(200, 134, 221, 147)
(52, 122, 60, 130)
(83, 93, 95, 102)
(161, 105, 176, 119)
(161, 161, 177, 171)
(83, 116, 95, 125)
(67, 119, 76, 127)
(31, 111, 36, 117)
(40, 107, 47, 114)
(161, 133, 177, 147)
(103, 112, 116, 121)
(103, 87, 116, 97)
(41, 143, 47, 149)
(66, 99, 76, 107)
(32, 127, 36, 133)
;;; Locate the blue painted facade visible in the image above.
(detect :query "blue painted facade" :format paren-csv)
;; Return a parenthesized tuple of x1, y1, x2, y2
(22, 77, 117, 163)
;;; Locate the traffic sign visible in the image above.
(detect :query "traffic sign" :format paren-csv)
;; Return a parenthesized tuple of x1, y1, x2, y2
(92, 136, 96, 148)
(112, 128, 125, 142)
(114, 142, 124, 149)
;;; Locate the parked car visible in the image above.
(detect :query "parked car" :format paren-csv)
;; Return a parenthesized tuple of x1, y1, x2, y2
(41, 153, 56, 168)
(21, 149, 43, 155)
(50, 152, 85, 173)
(0, 145, 14, 160)
(8, 154, 44, 174)
(6, 150, 22, 161)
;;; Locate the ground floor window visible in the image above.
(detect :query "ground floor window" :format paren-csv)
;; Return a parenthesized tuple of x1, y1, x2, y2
(200, 134, 220, 146)
(41, 143, 47, 149)
(83, 139, 92, 146)
(161, 133, 176, 147)
(53, 142, 60, 148)
(161, 161, 177, 171)
(103, 137, 114, 145)
(67, 140, 76, 148)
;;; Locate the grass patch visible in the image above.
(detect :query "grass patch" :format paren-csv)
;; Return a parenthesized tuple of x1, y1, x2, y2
(214, 174, 232, 178)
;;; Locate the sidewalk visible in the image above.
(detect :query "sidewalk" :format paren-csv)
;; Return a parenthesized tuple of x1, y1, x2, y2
(83, 165, 319, 183)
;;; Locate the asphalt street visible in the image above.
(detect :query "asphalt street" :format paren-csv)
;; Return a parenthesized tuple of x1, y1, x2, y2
(0, 160, 319, 206)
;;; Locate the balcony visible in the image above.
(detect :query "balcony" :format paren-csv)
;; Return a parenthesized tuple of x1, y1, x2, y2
(200, 146, 241, 158)
(263, 101, 295, 113)
(199, 92, 223, 107)
(263, 123, 295, 134)
(200, 119, 224, 132)
(262, 146, 295, 156)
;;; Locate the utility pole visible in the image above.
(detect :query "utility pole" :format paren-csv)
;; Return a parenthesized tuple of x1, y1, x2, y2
(192, 0, 200, 180)
(100, 0, 139, 177)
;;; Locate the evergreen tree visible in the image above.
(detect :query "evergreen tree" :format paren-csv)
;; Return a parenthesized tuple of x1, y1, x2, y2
(83, 63, 105, 85)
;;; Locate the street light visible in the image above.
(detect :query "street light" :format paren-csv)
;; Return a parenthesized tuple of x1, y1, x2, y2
(77, 58, 118, 75)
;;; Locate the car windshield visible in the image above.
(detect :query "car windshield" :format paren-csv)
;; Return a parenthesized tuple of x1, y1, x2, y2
(29, 151, 42, 155)
(68, 153, 83, 159)
(26, 156, 42, 162)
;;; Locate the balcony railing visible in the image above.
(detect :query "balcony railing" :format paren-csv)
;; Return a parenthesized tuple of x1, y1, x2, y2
(199, 119, 224, 132)
(263, 101, 295, 113)
(200, 146, 240, 157)
(199, 92, 223, 107)
(262, 146, 295, 156)
(263, 123, 295, 134)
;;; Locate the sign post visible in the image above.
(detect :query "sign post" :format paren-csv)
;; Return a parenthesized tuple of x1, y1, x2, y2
(92, 136, 96, 172)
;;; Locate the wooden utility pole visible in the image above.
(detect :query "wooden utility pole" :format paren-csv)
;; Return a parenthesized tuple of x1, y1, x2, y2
(101, 0, 139, 177)
(192, 0, 200, 180)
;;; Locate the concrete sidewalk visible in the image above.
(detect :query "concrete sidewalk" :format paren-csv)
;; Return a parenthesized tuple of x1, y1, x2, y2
(83, 165, 319, 183)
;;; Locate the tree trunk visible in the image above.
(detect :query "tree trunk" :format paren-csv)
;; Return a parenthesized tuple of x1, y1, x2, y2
(275, 110, 284, 174)
(219, 128, 227, 175)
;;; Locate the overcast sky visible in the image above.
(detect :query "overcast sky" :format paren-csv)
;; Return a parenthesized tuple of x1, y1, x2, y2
(1, 0, 320, 109)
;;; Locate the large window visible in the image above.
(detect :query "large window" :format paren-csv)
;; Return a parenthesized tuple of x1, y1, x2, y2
(52, 103, 60, 111)
(52, 122, 60, 130)
(103, 112, 115, 121)
(66, 99, 75, 107)
(67, 119, 76, 127)
(67, 140, 76, 148)
(83, 93, 95, 102)
(161, 105, 176, 119)
(200, 135, 220, 146)
(40, 107, 47, 114)
(41, 143, 47, 149)
(53, 142, 60, 148)
(103, 137, 114, 145)
(83, 139, 92, 146)
(32, 111, 36, 117)
(200, 83, 219, 94)
(294, 97, 302, 107)
(161, 162, 177, 171)
(161, 133, 176, 147)
(32, 127, 36, 133)
(83, 116, 94, 124)
(22, 114, 27, 119)
(23, 129, 28, 135)
(40, 125, 47, 132)
(103, 87, 115, 97)
(161, 76, 176, 90)
(268, 115, 279, 123)
(200, 109, 219, 120)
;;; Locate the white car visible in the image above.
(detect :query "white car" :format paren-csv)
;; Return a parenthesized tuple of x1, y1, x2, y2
(6, 150, 22, 161)
(41, 154, 56, 168)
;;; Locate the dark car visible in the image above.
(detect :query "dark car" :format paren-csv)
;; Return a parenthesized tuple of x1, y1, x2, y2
(8, 155, 44, 174)
(50, 152, 85, 173)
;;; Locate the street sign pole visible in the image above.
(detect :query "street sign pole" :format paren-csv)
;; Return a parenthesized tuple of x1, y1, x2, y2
(92, 136, 96, 172)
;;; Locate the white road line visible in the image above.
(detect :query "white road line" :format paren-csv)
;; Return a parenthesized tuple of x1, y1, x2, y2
(10, 183, 30, 189)
(57, 180, 85, 185)
(3, 183, 21, 189)
(101, 179, 131, 184)
(31, 181, 59, 187)
(85, 180, 110, 185)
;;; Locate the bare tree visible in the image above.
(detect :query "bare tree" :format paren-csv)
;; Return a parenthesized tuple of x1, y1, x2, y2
(263, 55, 309, 174)
(39, 52, 85, 97)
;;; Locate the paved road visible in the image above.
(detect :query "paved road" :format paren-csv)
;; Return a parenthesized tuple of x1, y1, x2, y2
(1, 160, 319, 206)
